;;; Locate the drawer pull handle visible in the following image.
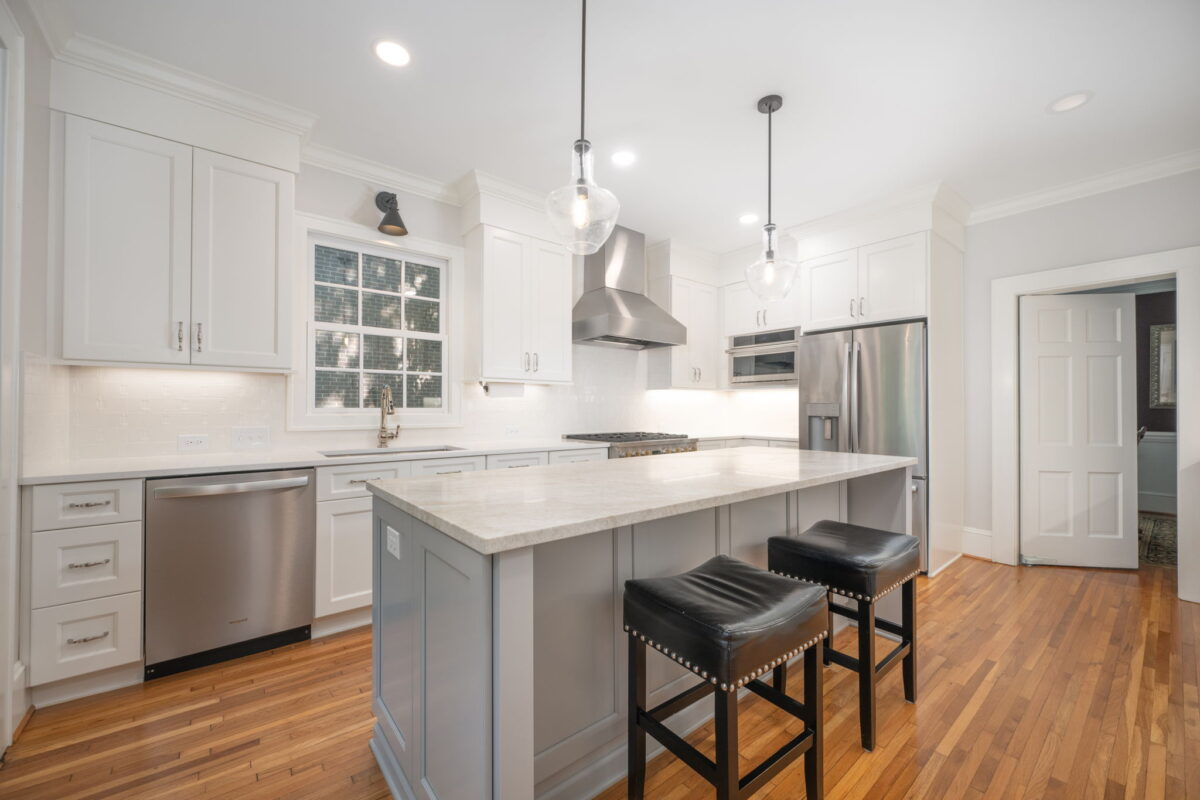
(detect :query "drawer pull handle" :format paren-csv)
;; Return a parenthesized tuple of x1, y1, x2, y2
(66, 500, 112, 509)
(348, 478, 384, 485)
(438, 470, 462, 474)
(507, 464, 531, 468)
(67, 631, 110, 645)
(67, 558, 112, 569)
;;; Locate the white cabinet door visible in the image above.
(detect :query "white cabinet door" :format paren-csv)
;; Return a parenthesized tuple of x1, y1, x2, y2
(525, 238, 572, 382)
(547, 448, 608, 463)
(62, 116, 192, 364)
(690, 281, 720, 388)
(762, 293, 800, 332)
(723, 282, 762, 336)
(410, 455, 487, 475)
(191, 150, 294, 369)
(799, 249, 859, 332)
(486, 452, 549, 470)
(315, 496, 374, 617)
(480, 227, 531, 381)
(857, 232, 927, 325)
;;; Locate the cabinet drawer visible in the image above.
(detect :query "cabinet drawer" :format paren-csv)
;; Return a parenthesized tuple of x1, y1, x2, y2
(410, 455, 486, 476)
(317, 461, 414, 501)
(31, 522, 143, 609)
(30, 592, 142, 686)
(486, 452, 549, 470)
(548, 448, 609, 464)
(32, 480, 143, 531)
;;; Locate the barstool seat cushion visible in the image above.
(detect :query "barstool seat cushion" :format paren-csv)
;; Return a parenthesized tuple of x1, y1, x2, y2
(769, 521, 920, 601)
(623, 554, 827, 691)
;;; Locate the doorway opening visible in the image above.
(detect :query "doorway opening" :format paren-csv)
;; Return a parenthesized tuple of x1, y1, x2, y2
(1016, 278, 1178, 570)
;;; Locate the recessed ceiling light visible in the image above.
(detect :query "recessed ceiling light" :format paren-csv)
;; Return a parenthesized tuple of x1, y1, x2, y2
(1046, 91, 1093, 114)
(374, 40, 411, 67)
(611, 150, 636, 167)
(738, 213, 759, 225)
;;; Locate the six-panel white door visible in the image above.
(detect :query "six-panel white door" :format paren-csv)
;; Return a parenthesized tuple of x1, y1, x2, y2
(191, 150, 294, 369)
(1018, 294, 1138, 568)
(62, 116, 192, 364)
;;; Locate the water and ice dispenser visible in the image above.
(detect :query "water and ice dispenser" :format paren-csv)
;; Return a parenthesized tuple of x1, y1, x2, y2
(806, 403, 841, 452)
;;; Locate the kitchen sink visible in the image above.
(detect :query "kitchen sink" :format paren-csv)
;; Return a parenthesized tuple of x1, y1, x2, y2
(319, 446, 465, 457)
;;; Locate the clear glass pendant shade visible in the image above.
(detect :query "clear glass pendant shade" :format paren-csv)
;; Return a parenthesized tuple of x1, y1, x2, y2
(546, 139, 620, 255)
(745, 223, 797, 302)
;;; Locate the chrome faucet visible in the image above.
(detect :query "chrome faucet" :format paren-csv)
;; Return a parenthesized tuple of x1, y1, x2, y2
(378, 385, 400, 448)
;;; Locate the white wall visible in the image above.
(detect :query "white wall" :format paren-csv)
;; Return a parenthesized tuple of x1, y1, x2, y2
(963, 170, 1200, 532)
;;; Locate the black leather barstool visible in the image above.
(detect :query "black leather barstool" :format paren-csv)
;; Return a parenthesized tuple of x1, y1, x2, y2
(768, 521, 919, 751)
(624, 554, 828, 800)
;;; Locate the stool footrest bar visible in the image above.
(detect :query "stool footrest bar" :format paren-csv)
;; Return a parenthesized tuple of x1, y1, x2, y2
(826, 648, 861, 671)
(637, 709, 718, 784)
(875, 641, 912, 678)
(648, 679, 716, 722)
(739, 729, 813, 797)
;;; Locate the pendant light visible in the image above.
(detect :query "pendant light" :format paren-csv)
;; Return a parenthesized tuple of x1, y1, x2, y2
(745, 95, 798, 302)
(545, 0, 619, 255)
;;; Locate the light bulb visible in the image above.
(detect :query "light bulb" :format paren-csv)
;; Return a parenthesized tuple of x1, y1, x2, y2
(546, 139, 619, 255)
(745, 223, 797, 302)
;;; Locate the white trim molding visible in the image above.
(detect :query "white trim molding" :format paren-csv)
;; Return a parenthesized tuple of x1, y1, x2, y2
(990, 246, 1200, 603)
(962, 527, 993, 561)
(969, 150, 1200, 225)
(302, 143, 460, 206)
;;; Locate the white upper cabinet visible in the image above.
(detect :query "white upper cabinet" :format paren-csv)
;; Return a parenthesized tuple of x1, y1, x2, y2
(191, 150, 293, 369)
(62, 116, 193, 364)
(648, 277, 718, 389)
(798, 232, 927, 332)
(722, 280, 800, 337)
(471, 225, 572, 384)
(61, 116, 294, 370)
(799, 249, 859, 331)
(856, 232, 927, 325)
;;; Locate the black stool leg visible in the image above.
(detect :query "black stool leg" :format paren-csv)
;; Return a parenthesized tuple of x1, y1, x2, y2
(823, 598, 833, 666)
(773, 662, 787, 695)
(902, 578, 917, 703)
(857, 599, 877, 751)
(714, 689, 739, 800)
(803, 640, 824, 799)
(627, 634, 646, 799)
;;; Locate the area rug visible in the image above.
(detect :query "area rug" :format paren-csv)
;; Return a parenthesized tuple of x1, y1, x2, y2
(1138, 513, 1177, 566)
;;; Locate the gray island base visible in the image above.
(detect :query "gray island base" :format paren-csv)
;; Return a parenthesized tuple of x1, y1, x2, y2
(366, 446, 915, 800)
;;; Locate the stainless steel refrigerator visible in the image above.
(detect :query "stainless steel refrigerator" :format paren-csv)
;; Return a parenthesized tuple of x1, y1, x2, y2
(797, 320, 928, 570)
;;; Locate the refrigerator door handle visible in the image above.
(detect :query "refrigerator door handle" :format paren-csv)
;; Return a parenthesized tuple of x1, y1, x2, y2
(842, 341, 853, 451)
(850, 340, 861, 452)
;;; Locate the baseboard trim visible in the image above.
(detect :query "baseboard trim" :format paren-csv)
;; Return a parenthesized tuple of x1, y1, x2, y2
(31, 662, 143, 708)
(1139, 493, 1178, 515)
(312, 607, 371, 639)
(962, 527, 993, 561)
(928, 552, 963, 577)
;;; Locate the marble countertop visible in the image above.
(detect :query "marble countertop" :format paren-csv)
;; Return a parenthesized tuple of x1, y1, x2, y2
(19, 439, 605, 485)
(368, 446, 915, 555)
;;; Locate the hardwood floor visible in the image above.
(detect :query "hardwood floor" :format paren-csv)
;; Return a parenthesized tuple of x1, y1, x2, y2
(1, 557, 1196, 799)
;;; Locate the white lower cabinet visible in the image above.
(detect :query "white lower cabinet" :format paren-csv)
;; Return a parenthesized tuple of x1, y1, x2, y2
(547, 448, 608, 464)
(410, 455, 487, 475)
(31, 591, 143, 685)
(486, 452, 549, 470)
(315, 496, 375, 618)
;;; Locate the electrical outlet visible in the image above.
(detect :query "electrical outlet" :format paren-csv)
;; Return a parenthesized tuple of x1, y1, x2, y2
(177, 434, 209, 453)
(386, 527, 401, 560)
(232, 426, 271, 450)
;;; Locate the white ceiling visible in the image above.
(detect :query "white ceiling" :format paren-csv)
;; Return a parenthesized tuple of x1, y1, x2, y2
(41, 0, 1200, 253)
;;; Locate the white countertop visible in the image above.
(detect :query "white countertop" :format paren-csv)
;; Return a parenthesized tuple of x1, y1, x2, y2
(19, 439, 604, 485)
(368, 446, 915, 555)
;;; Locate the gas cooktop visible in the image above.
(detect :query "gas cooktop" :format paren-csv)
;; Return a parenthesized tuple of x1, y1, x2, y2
(563, 432, 690, 443)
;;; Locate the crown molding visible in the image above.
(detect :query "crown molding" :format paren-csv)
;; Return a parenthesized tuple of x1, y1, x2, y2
(455, 169, 545, 212)
(969, 149, 1200, 225)
(301, 143, 460, 206)
(51, 32, 317, 138)
(24, 0, 72, 56)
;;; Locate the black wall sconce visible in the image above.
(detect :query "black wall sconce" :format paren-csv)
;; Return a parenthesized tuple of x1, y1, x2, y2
(375, 192, 408, 236)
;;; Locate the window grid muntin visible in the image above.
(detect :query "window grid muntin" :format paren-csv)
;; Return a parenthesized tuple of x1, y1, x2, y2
(311, 241, 446, 413)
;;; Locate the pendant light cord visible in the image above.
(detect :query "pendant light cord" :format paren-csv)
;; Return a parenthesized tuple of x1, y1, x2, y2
(766, 107, 773, 225)
(580, 0, 587, 142)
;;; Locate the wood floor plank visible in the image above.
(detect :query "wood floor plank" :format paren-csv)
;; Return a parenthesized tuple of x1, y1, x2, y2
(1, 558, 1197, 799)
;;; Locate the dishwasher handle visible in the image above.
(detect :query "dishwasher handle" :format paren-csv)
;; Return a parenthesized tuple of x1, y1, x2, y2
(152, 475, 310, 499)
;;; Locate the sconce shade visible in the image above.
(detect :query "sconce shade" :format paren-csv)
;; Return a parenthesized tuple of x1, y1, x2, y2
(375, 192, 408, 236)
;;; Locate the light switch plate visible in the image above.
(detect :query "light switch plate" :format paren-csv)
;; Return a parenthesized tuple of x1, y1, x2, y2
(233, 426, 271, 450)
(177, 434, 209, 452)
(386, 527, 401, 560)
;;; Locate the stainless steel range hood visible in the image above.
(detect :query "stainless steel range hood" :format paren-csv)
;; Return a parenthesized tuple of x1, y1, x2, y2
(572, 226, 687, 349)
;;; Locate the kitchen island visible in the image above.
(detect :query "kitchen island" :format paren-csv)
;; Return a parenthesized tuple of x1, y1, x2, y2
(366, 447, 915, 800)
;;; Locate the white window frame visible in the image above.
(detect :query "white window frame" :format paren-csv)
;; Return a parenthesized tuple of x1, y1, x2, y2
(288, 212, 464, 430)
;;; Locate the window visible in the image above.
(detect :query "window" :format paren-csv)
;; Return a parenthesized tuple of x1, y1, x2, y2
(309, 237, 448, 414)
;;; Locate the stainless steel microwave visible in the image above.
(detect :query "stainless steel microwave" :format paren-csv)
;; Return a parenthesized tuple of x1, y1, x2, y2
(727, 328, 800, 385)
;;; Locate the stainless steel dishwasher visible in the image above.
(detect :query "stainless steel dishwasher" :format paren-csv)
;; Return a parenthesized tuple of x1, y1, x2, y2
(144, 468, 315, 678)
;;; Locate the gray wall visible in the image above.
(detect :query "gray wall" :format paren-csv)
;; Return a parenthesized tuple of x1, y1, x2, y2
(963, 169, 1200, 531)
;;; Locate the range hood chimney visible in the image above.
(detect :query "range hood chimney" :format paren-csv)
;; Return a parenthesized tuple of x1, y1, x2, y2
(572, 226, 687, 349)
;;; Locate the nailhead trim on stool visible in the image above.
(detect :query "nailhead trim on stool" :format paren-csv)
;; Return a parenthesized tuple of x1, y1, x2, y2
(770, 569, 920, 604)
(622, 625, 829, 692)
